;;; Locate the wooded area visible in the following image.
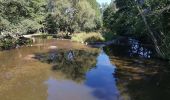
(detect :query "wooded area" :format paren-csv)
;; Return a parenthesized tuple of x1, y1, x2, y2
(0, 0, 101, 35)
(0, 0, 170, 100)
(103, 0, 170, 60)
(0, 0, 170, 60)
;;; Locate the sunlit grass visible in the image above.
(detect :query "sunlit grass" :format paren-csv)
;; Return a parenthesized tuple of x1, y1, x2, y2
(71, 32, 105, 43)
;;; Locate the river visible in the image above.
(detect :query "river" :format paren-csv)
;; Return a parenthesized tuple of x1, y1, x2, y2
(0, 38, 169, 100)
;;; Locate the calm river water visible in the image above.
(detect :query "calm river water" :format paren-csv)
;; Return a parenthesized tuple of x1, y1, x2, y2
(0, 38, 121, 100)
(0, 38, 169, 100)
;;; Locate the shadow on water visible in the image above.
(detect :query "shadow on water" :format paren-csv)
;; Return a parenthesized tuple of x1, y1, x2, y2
(104, 38, 156, 59)
(34, 49, 122, 100)
(103, 38, 170, 100)
(113, 57, 170, 100)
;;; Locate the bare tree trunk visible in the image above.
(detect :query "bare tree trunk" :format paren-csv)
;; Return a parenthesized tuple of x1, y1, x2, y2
(136, 5, 164, 57)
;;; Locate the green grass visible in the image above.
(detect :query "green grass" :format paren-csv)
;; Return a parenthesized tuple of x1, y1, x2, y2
(71, 32, 105, 43)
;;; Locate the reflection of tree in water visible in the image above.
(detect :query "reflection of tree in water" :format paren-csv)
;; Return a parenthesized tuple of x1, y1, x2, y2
(117, 67, 170, 100)
(109, 55, 170, 100)
(103, 39, 170, 100)
(104, 38, 156, 59)
(34, 49, 99, 82)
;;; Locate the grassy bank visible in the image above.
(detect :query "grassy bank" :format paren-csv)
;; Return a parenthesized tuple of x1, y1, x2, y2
(71, 32, 105, 43)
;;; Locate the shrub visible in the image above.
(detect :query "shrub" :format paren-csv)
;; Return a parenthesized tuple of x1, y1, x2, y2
(71, 32, 105, 43)
(56, 32, 70, 39)
(15, 37, 33, 46)
(0, 35, 33, 50)
(0, 35, 15, 50)
(102, 31, 117, 41)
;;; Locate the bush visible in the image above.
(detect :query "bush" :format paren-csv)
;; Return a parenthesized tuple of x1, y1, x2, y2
(0, 35, 15, 50)
(15, 37, 33, 46)
(102, 31, 117, 41)
(0, 35, 33, 50)
(71, 32, 105, 43)
(56, 32, 70, 39)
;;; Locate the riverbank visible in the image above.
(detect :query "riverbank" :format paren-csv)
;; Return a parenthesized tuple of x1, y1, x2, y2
(0, 34, 33, 50)
(1, 32, 169, 62)
(0, 37, 169, 100)
(0, 32, 101, 51)
(23, 32, 109, 47)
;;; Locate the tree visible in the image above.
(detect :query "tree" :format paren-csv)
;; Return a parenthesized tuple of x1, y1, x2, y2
(0, 0, 102, 35)
(45, 0, 101, 34)
(103, 0, 170, 59)
(0, 0, 47, 34)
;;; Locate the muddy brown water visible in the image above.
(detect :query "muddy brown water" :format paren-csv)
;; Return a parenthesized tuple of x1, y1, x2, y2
(0, 38, 121, 100)
(0, 38, 169, 100)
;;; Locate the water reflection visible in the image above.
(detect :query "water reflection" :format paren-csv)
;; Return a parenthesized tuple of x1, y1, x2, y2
(67, 50, 74, 61)
(115, 59, 170, 100)
(45, 77, 98, 100)
(34, 49, 99, 82)
(0, 39, 123, 100)
(104, 38, 155, 58)
(44, 50, 122, 100)
(2, 37, 168, 100)
(85, 50, 121, 100)
(104, 43, 170, 100)
(128, 38, 152, 58)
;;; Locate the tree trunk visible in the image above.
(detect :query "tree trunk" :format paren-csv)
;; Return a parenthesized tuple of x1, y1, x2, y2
(136, 5, 164, 57)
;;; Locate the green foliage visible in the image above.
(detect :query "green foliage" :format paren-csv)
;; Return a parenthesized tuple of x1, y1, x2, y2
(0, 0, 101, 35)
(0, 35, 15, 50)
(44, 14, 59, 34)
(0, 0, 47, 34)
(103, 4, 117, 33)
(71, 32, 105, 43)
(15, 36, 33, 46)
(45, 0, 101, 34)
(0, 16, 10, 33)
(102, 31, 117, 41)
(20, 19, 42, 34)
(0, 35, 32, 50)
(103, 0, 170, 60)
(87, 0, 100, 15)
(0, 0, 103, 49)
